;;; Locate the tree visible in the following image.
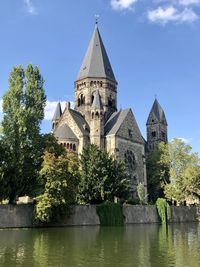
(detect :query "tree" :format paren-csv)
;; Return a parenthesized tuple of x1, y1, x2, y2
(160, 139, 200, 203)
(146, 143, 170, 203)
(137, 182, 148, 204)
(78, 144, 130, 204)
(0, 65, 46, 202)
(35, 151, 79, 223)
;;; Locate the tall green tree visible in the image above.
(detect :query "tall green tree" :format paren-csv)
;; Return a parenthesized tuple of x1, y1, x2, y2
(0, 65, 46, 202)
(146, 142, 170, 203)
(78, 144, 130, 204)
(160, 139, 200, 203)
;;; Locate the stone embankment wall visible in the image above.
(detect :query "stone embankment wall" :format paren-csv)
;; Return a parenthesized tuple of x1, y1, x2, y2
(0, 204, 200, 228)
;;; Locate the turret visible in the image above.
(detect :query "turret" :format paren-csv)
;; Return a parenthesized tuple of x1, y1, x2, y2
(52, 102, 62, 131)
(90, 88, 104, 148)
(146, 99, 168, 152)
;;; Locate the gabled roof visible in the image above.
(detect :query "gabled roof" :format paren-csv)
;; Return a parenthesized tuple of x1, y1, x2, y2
(92, 89, 103, 110)
(69, 109, 90, 135)
(54, 124, 78, 140)
(147, 99, 167, 125)
(104, 109, 130, 135)
(52, 102, 62, 121)
(76, 25, 116, 82)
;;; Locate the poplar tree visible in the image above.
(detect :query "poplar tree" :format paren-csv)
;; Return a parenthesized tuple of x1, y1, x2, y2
(0, 65, 46, 202)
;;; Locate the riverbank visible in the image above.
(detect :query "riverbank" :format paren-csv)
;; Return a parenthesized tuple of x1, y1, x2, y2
(0, 204, 200, 228)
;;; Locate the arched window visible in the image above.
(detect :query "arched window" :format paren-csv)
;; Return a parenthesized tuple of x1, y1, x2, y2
(91, 93, 94, 104)
(70, 143, 72, 150)
(64, 143, 66, 147)
(108, 96, 112, 107)
(152, 131, 156, 138)
(95, 112, 99, 118)
(90, 81, 93, 86)
(73, 144, 76, 151)
(92, 112, 94, 119)
(100, 81, 103, 87)
(67, 143, 69, 149)
(78, 98, 80, 107)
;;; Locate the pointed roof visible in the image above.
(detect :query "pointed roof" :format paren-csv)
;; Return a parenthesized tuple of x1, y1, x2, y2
(147, 99, 167, 125)
(52, 102, 62, 121)
(54, 124, 78, 140)
(76, 25, 116, 82)
(92, 89, 103, 110)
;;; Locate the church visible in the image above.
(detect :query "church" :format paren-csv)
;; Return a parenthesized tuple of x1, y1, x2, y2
(52, 24, 168, 198)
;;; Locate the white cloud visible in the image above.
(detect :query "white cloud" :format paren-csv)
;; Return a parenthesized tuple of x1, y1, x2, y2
(176, 137, 192, 143)
(24, 0, 37, 15)
(148, 6, 198, 24)
(110, 0, 138, 10)
(0, 99, 75, 121)
(44, 100, 74, 121)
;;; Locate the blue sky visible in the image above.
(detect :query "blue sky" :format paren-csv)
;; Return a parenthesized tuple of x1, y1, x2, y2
(0, 0, 200, 154)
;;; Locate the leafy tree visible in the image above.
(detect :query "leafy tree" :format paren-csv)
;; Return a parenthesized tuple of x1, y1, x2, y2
(160, 139, 200, 203)
(0, 65, 46, 202)
(137, 182, 148, 204)
(183, 165, 200, 200)
(35, 151, 79, 223)
(78, 144, 130, 204)
(146, 142, 169, 203)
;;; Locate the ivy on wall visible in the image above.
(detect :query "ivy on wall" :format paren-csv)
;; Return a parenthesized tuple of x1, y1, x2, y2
(96, 202, 124, 226)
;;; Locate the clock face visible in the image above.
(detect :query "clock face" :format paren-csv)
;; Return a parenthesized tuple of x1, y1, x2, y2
(124, 150, 136, 171)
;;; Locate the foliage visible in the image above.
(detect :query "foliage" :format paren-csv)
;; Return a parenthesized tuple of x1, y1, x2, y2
(96, 202, 124, 226)
(35, 151, 79, 223)
(137, 182, 148, 204)
(78, 144, 130, 204)
(146, 143, 170, 203)
(160, 139, 200, 203)
(0, 65, 46, 203)
(40, 133, 66, 157)
(156, 198, 171, 224)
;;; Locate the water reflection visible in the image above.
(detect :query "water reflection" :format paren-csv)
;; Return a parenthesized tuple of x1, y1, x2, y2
(0, 224, 199, 267)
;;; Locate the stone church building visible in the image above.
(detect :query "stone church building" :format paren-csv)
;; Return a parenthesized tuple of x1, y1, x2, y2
(52, 24, 168, 197)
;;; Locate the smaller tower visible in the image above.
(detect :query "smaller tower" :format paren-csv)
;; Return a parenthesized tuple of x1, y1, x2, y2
(146, 99, 168, 152)
(90, 88, 104, 148)
(52, 102, 62, 131)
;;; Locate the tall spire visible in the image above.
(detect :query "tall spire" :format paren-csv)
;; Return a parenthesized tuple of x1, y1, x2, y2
(147, 99, 167, 125)
(76, 25, 116, 82)
(52, 102, 62, 121)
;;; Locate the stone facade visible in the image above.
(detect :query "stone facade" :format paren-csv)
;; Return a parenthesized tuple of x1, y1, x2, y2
(52, 25, 168, 198)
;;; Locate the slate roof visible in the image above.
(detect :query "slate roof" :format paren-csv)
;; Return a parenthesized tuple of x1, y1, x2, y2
(69, 109, 89, 135)
(76, 25, 116, 82)
(52, 102, 62, 121)
(147, 99, 167, 125)
(104, 109, 130, 135)
(54, 124, 78, 140)
(92, 89, 103, 109)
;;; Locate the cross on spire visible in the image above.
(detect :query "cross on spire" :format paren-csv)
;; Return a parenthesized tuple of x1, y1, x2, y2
(95, 14, 100, 25)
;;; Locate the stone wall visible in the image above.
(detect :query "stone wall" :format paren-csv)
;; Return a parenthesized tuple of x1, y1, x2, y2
(0, 204, 199, 228)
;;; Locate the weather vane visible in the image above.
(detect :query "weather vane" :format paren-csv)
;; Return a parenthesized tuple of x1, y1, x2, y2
(95, 14, 100, 25)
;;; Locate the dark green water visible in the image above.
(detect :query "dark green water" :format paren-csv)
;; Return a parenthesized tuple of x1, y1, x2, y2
(0, 224, 200, 267)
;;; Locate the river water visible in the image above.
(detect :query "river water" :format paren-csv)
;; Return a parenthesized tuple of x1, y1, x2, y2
(0, 223, 199, 267)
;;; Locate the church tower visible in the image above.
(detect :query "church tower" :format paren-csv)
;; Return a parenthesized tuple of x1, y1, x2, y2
(146, 99, 168, 152)
(90, 88, 104, 148)
(74, 23, 118, 125)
